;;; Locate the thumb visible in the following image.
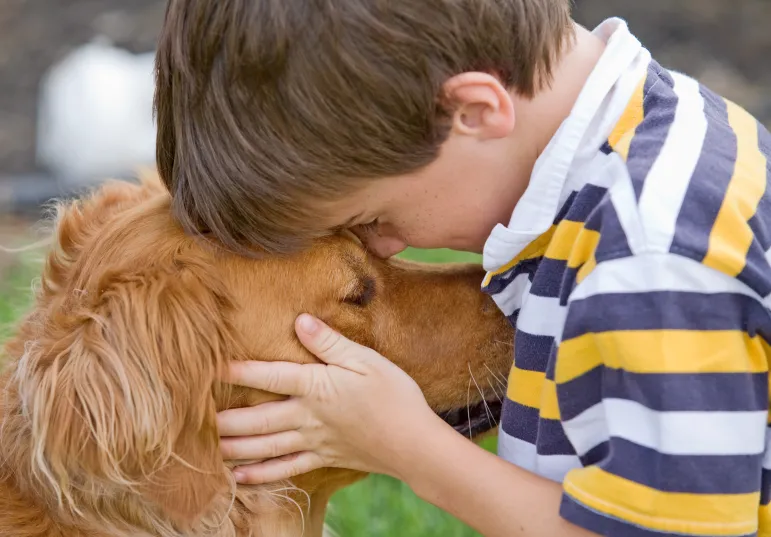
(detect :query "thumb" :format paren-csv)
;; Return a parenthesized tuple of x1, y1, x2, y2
(295, 314, 374, 372)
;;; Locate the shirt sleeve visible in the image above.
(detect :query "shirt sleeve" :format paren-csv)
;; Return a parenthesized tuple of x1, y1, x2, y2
(554, 251, 771, 537)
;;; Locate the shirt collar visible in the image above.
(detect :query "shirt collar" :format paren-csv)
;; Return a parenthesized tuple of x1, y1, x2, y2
(482, 18, 644, 273)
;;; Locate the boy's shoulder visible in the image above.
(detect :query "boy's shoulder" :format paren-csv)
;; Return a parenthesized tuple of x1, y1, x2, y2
(589, 58, 771, 294)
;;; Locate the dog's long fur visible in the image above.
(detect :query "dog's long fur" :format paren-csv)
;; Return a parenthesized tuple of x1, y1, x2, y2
(0, 175, 513, 536)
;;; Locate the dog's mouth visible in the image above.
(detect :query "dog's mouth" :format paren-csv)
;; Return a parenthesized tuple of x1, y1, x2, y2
(438, 399, 503, 438)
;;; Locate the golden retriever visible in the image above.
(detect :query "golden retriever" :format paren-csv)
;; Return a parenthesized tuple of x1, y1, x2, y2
(0, 174, 513, 536)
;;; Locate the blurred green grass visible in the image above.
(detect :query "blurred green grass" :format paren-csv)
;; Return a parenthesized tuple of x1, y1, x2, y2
(0, 247, 493, 536)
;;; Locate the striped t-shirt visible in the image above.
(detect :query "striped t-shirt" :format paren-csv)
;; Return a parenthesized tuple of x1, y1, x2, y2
(482, 18, 771, 537)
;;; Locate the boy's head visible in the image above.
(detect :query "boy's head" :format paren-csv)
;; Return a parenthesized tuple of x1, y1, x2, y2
(154, 0, 574, 257)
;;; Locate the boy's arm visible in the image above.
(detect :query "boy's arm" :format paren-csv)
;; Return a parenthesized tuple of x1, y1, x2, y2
(397, 415, 598, 537)
(553, 251, 769, 537)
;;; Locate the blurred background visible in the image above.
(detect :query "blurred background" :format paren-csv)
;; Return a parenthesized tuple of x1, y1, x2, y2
(1, 1, 769, 535)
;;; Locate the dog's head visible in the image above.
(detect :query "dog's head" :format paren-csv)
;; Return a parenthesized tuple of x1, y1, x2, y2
(0, 175, 512, 536)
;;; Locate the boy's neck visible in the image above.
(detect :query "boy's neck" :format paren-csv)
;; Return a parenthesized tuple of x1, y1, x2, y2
(512, 22, 607, 162)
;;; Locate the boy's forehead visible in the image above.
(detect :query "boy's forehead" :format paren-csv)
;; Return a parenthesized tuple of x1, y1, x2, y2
(324, 177, 402, 225)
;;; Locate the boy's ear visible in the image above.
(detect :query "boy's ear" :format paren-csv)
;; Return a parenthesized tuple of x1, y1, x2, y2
(442, 72, 516, 138)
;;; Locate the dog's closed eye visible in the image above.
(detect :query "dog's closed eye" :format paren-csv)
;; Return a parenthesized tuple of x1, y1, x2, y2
(344, 277, 376, 307)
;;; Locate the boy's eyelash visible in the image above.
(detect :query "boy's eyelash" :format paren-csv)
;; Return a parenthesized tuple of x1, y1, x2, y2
(359, 219, 379, 231)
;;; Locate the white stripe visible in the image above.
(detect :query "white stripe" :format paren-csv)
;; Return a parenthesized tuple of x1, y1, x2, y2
(570, 252, 762, 302)
(762, 428, 771, 470)
(607, 158, 646, 255)
(561, 402, 610, 457)
(564, 150, 618, 193)
(638, 73, 708, 252)
(498, 429, 582, 483)
(763, 428, 771, 470)
(764, 247, 771, 303)
(489, 272, 531, 317)
(566, 399, 767, 457)
(517, 294, 567, 340)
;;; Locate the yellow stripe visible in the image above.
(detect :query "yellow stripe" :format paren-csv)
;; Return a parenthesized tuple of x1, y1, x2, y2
(539, 378, 560, 420)
(556, 330, 770, 384)
(567, 227, 601, 269)
(482, 226, 556, 287)
(703, 100, 768, 277)
(759, 502, 771, 537)
(543, 219, 600, 284)
(608, 75, 646, 161)
(544, 220, 583, 261)
(576, 254, 596, 285)
(506, 366, 560, 420)
(565, 467, 759, 535)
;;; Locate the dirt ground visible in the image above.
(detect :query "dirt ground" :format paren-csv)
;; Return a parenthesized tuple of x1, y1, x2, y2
(0, 0, 769, 177)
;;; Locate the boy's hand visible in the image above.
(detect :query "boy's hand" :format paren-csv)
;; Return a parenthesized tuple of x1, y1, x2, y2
(216, 313, 444, 484)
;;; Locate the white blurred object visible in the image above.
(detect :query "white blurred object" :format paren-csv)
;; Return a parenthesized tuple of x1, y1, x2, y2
(36, 38, 157, 186)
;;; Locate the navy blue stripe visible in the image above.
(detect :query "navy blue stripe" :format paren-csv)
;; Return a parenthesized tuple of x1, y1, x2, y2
(759, 119, 771, 157)
(748, 197, 771, 253)
(561, 494, 756, 537)
(564, 184, 608, 226)
(601, 438, 763, 495)
(558, 367, 768, 421)
(737, 119, 771, 297)
(644, 61, 662, 93)
(579, 441, 609, 467)
(483, 258, 539, 296)
(592, 200, 633, 262)
(600, 140, 614, 155)
(529, 257, 565, 298)
(545, 350, 557, 381)
(554, 191, 578, 225)
(625, 65, 679, 200)
(557, 366, 603, 422)
(500, 399, 538, 443)
(748, 118, 771, 251)
(761, 467, 771, 506)
(671, 85, 736, 262)
(501, 400, 577, 457)
(559, 266, 578, 306)
(603, 369, 768, 412)
(561, 291, 768, 339)
(513, 330, 554, 372)
(737, 244, 771, 298)
(535, 416, 576, 457)
(653, 61, 675, 89)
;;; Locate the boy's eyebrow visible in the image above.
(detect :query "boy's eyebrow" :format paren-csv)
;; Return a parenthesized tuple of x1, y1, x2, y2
(344, 213, 363, 227)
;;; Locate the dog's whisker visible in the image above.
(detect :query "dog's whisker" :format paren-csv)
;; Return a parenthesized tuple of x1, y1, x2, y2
(469, 363, 496, 428)
(483, 363, 506, 400)
(466, 375, 473, 442)
(485, 363, 509, 390)
(493, 338, 514, 348)
(484, 373, 503, 404)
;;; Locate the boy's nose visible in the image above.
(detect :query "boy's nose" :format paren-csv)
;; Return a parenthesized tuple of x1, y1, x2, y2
(351, 225, 408, 259)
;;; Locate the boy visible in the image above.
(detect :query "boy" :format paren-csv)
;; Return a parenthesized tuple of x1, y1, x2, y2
(155, 1, 771, 536)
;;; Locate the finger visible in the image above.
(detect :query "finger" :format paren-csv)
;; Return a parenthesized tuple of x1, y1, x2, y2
(232, 452, 325, 485)
(217, 399, 304, 437)
(295, 314, 372, 372)
(220, 430, 308, 461)
(225, 360, 312, 396)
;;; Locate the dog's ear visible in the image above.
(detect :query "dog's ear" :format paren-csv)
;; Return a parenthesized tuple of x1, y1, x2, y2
(17, 261, 239, 528)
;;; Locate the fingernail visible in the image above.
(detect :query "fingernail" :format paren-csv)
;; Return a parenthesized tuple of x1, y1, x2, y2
(233, 470, 247, 483)
(297, 314, 318, 335)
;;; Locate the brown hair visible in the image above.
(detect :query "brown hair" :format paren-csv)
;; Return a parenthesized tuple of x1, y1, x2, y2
(154, 0, 574, 255)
